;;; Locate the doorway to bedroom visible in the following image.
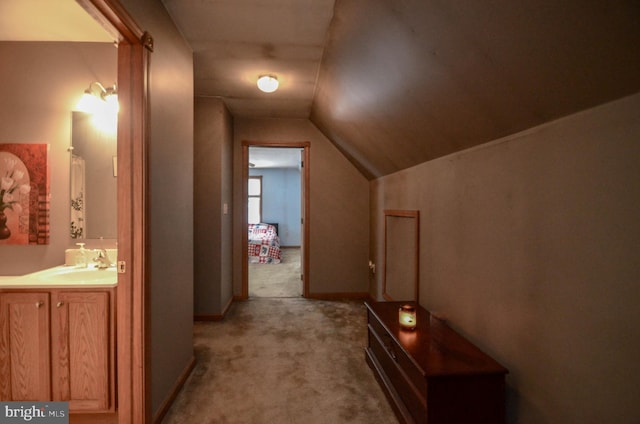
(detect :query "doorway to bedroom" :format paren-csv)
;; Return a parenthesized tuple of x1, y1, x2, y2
(242, 142, 310, 299)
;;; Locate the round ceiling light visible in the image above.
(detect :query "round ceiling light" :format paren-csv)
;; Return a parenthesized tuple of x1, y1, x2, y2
(257, 75, 279, 93)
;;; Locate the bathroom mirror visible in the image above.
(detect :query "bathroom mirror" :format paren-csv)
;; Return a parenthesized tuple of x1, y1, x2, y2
(70, 111, 117, 239)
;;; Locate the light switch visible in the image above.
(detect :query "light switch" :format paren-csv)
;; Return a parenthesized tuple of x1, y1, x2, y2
(223, 203, 229, 214)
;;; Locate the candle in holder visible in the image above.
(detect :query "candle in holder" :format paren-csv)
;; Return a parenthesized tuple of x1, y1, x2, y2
(398, 304, 417, 330)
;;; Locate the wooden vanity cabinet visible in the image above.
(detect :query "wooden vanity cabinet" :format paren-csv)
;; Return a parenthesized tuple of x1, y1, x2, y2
(0, 292, 51, 401)
(51, 290, 114, 412)
(0, 288, 115, 413)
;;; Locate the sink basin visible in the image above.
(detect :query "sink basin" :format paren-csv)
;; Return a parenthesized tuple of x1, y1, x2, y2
(42, 267, 116, 284)
(24, 266, 117, 286)
(0, 265, 118, 288)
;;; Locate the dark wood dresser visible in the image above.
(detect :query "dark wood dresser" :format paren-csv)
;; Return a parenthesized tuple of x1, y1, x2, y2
(365, 301, 508, 424)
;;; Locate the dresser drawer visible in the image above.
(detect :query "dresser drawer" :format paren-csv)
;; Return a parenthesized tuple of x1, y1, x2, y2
(368, 325, 427, 422)
(368, 311, 428, 398)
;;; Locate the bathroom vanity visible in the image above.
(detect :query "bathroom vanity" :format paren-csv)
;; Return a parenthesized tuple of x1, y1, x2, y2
(0, 267, 116, 414)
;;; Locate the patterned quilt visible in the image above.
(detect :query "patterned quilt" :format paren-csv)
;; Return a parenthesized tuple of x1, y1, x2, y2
(248, 223, 281, 264)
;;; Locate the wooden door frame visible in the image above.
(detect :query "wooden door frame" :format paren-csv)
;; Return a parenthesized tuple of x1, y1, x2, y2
(241, 141, 310, 299)
(78, 1, 152, 423)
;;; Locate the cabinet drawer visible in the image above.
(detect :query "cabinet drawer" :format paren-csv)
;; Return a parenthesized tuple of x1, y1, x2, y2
(368, 312, 428, 398)
(369, 326, 427, 422)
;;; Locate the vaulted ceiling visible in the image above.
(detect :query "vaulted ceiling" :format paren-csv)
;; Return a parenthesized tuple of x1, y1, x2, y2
(6, 1, 640, 179)
(163, 0, 640, 179)
(312, 1, 640, 178)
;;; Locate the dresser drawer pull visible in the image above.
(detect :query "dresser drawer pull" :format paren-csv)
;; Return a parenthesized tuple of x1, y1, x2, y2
(387, 346, 397, 361)
(382, 335, 398, 361)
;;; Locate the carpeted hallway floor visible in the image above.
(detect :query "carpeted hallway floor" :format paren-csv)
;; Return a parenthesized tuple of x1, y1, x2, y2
(161, 298, 398, 424)
(249, 247, 302, 298)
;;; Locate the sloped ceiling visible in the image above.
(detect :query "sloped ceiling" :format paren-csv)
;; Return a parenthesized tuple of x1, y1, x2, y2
(162, 0, 640, 179)
(310, 0, 640, 179)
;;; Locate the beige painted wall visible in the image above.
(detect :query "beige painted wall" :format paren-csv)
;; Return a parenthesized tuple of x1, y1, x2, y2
(233, 118, 370, 296)
(372, 94, 640, 422)
(119, 0, 195, 418)
(0, 42, 116, 275)
(194, 96, 234, 315)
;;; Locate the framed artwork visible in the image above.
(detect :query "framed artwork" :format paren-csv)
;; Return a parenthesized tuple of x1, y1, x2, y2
(0, 143, 50, 245)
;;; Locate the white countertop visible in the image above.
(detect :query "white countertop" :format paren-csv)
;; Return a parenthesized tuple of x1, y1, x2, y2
(0, 265, 118, 289)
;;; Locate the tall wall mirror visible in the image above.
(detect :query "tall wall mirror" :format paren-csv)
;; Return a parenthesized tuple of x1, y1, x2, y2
(70, 111, 117, 240)
(383, 209, 420, 301)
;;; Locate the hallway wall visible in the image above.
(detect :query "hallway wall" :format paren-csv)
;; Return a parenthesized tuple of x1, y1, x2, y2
(194, 96, 234, 316)
(234, 118, 370, 296)
(119, 0, 195, 419)
(372, 93, 640, 422)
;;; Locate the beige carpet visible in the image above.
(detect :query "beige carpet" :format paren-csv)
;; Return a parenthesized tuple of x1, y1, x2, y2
(249, 247, 302, 298)
(161, 298, 398, 424)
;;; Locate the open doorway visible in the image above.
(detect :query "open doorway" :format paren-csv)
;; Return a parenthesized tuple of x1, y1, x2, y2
(248, 147, 301, 297)
(242, 141, 310, 299)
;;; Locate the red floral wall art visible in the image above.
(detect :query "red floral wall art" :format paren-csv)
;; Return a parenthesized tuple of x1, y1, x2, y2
(0, 143, 50, 245)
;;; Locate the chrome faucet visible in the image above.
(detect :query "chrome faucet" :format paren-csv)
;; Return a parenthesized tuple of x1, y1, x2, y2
(93, 249, 112, 269)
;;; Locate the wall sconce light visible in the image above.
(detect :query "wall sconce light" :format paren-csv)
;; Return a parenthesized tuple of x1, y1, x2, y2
(77, 82, 119, 115)
(399, 304, 417, 330)
(76, 82, 118, 134)
(257, 75, 279, 93)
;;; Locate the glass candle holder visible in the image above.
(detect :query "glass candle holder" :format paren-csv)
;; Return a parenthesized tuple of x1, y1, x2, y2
(398, 304, 417, 330)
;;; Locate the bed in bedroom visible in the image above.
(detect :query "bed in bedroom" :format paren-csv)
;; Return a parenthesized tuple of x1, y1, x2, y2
(248, 223, 281, 264)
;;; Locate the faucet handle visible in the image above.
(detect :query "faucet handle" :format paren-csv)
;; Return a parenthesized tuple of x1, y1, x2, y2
(93, 248, 112, 268)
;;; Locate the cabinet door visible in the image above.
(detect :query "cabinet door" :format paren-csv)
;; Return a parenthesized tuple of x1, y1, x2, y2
(0, 292, 51, 401)
(51, 291, 110, 412)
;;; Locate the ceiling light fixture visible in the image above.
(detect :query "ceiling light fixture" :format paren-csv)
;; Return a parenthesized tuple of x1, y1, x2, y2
(257, 75, 279, 93)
